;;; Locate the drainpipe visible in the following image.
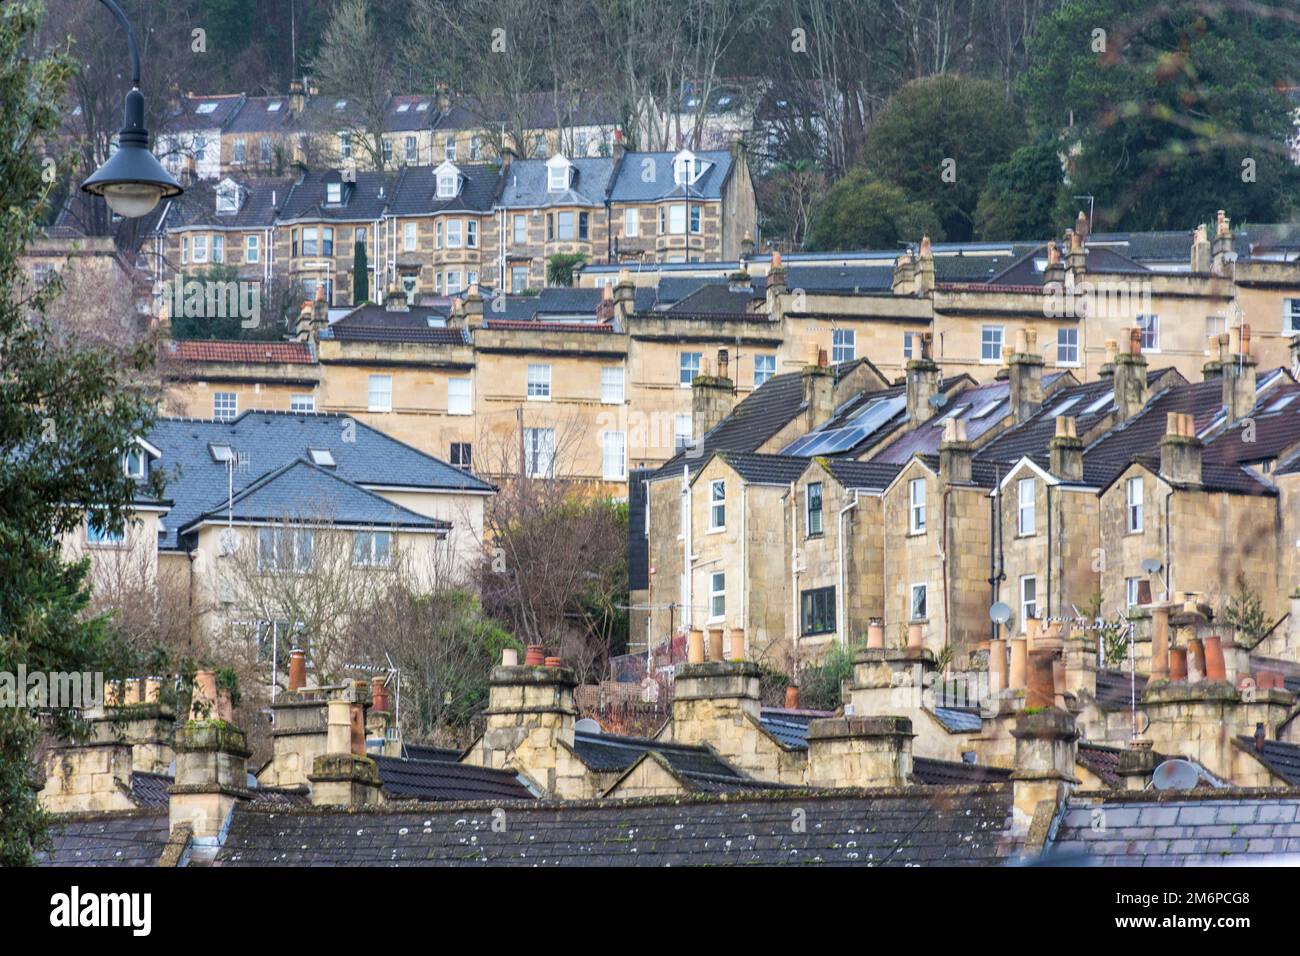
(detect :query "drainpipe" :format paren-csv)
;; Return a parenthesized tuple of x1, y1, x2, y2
(941, 487, 951, 658)
(789, 481, 801, 648)
(682, 465, 692, 633)
(1046, 483, 1053, 618)
(740, 483, 748, 649)
(1164, 488, 1174, 599)
(838, 490, 860, 646)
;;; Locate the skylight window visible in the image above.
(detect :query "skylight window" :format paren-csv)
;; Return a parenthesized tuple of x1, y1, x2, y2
(426, 316, 447, 328)
(334, 99, 348, 110)
(209, 443, 234, 463)
(1083, 390, 1114, 415)
(1049, 394, 1083, 416)
(396, 103, 410, 112)
(1268, 393, 1297, 412)
(932, 405, 969, 426)
(416, 102, 429, 111)
(266, 100, 282, 111)
(309, 448, 336, 467)
(971, 399, 1006, 419)
(196, 102, 218, 114)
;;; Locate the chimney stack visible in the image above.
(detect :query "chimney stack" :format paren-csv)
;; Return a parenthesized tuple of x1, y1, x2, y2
(1222, 323, 1257, 424)
(1010, 709, 1079, 840)
(1098, 338, 1117, 379)
(613, 268, 636, 322)
(1190, 223, 1211, 273)
(1008, 327, 1043, 423)
(939, 417, 971, 486)
(1042, 241, 1065, 291)
(1112, 328, 1148, 421)
(307, 697, 382, 806)
(384, 284, 409, 311)
(1049, 415, 1084, 481)
(1065, 227, 1087, 282)
(170, 711, 253, 862)
(1159, 412, 1202, 486)
(693, 355, 736, 442)
(801, 356, 835, 432)
(463, 283, 485, 330)
(891, 251, 916, 295)
(1202, 331, 1228, 381)
(905, 334, 939, 426)
(1211, 210, 1234, 276)
(915, 235, 935, 294)
(475, 660, 581, 797)
(806, 716, 914, 789)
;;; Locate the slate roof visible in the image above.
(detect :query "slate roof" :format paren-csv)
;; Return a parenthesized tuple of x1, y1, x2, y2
(1203, 382, 1300, 466)
(279, 169, 396, 223)
(215, 787, 1016, 866)
(976, 375, 1128, 477)
(131, 772, 173, 808)
(627, 467, 652, 591)
(783, 264, 894, 294)
(164, 177, 291, 230)
(1094, 669, 1148, 711)
(181, 458, 449, 534)
(37, 811, 170, 866)
(715, 452, 811, 486)
(225, 95, 295, 134)
(871, 378, 1023, 467)
(383, 94, 437, 132)
(663, 283, 763, 316)
(911, 757, 1012, 786)
(147, 411, 493, 549)
(653, 368, 809, 478)
(387, 163, 502, 216)
(498, 157, 613, 208)
(167, 339, 315, 364)
(1076, 742, 1124, 788)
(820, 458, 904, 491)
(402, 742, 462, 762)
(322, 304, 467, 344)
(931, 707, 983, 734)
(571, 731, 756, 791)
(986, 244, 1149, 287)
(1047, 791, 1300, 864)
(758, 708, 831, 749)
(163, 93, 244, 133)
(1237, 738, 1300, 786)
(373, 755, 536, 801)
(609, 150, 735, 202)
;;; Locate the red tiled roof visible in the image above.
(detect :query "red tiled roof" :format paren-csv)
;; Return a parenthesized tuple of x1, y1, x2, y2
(168, 340, 315, 364)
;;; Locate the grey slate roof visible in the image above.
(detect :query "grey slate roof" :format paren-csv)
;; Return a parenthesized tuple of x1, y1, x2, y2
(1094, 669, 1148, 711)
(571, 730, 753, 790)
(214, 787, 1016, 866)
(147, 411, 493, 550)
(663, 283, 763, 316)
(37, 811, 169, 866)
(164, 177, 291, 231)
(373, 755, 536, 801)
(821, 459, 904, 492)
(131, 772, 173, 808)
(608, 150, 735, 202)
(911, 757, 1012, 786)
(1238, 738, 1300, 786)
(627, 467, 652, 591)
(323, 303, 466, 344)
(182, 458, 448, 534)
(498, 157, 613, 208)
(931, 707, 983, 734)
(715, 452, 811, 486)
(758, 708, 830, 749)
(279, 169, 396, 223)
(225, 95, 296, 134)
(387, 163, 502, 216)
(1048, 792, 1300, 864)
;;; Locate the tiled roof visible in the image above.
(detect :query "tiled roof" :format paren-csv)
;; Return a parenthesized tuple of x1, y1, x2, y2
(716, 452, 811, 486)
(131, 772, 173, 808)
(402, 743, 462, 762)
(387, 163, 502, 216)
(168, 339, 315, 365)
(323, 304, 467, 344)
(1048, 792, 1300, 864)
(498, 157, 613, 208)
(37, 811, 169, 866)
(758, 708, 832, 749)
(148, 411, 493, 549)
(975, 376, 1124, 476)
(1238, 738, 1300, 786)
(986, 244, 1149, 287)
(627, 467, 652, 591)
(183, 458, 450, 533)
(164, 177, 291, 230)
(664, 283, 763, 315)
(911, 757, 1012, 786)
(215, 787, 1016, 866)
(373, 755, 536, 801)
(654, 369, 808, 479)
(225, 95, 295, 134)
(1204, 382, 1300, 465)
(279, 169, 396, 222)
(383, 94, 438, 132)
(1076, 742, 1124, 788)
(163, 93, 244, 132)
(783, 264, 893, 294)
(821, 458, 903, 491)
(871, 378, 1020, 467)
(571, 730, 746, 785)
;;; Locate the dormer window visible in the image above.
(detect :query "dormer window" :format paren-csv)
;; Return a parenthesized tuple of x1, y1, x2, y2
(546, 155, 572, 192)
(215, 180, 239, 213)
(326, 182, 342, 204)
(122, 447, 146, 479)
(435, 160, 460, 198)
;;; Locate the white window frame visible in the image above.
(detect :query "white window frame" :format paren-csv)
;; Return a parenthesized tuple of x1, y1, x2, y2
(446, 219, 463, 248)
(290, 394, 315, 413)
(513, 214, 526, 245)
(1057, 327, 1079, 366)
(603, 430, 626, 481)
(709, 571, 726, 621)
(448, 377, 472, 415)
(1126, 476, 1144, 533)
(213, 391, 237, 421)
(674, 414, 692, 452)
(192, 234, 209, 263)
(910, 583, 928, 621)
(86, 519, 125, 547)
(1017, 477, 1036, 536)
(754, 354, 776, 387)
(466, 219, 478, 249)
(211, 234, 224, 264)
(1126, 576, 1142, 609)
(668, 204, 687, 235)
(404, 135, 417, 164)
(708, 479, 726, 531)
(624, 207, 639, 238)
(352, 530, 393, 568)
(908, 478, 926, 534)
(122, 447, 146, 479)
(832, 328, 856, 364)
(679, 352, 702, 388)
(437, 173, 456, 198)
(1285, 299, 1300, 335)
(326, 182, 342, 204)
(1138, 313, 1160, 352)
(245, 234, 260, 263)
(404, 222, 417, 252)
(981, 325, 1004, 363)
(600, 366, 624, 404)
(1020, 575, 1038, 632)
(524, 427, 556, 478)
(444, 270, 462, 294)
(527, 363, 552, 401)
(368, 374, 393, 412)
(257, 527, 314, 574)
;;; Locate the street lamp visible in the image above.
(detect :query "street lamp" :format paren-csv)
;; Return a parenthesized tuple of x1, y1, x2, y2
(79, 0, 182, 218)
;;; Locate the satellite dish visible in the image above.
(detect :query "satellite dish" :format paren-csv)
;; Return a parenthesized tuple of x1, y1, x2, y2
(218, 528, 240, 556)
(1140, 559, 1162, 575)
(575, 717, 601, 735)
(989, 602, 1013, 625)
(1152, 758, 1201, 791)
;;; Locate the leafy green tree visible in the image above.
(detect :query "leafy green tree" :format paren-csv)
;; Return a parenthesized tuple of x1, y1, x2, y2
(0, 0, 164, 866)
(353, 239, 369, 304)
(166, 265, 284, 341)
(1020, 0, 1300, 230)
(974, 136, 1067, 240)
(862, 74, 1027, 242)
(805, 169, 944, 252)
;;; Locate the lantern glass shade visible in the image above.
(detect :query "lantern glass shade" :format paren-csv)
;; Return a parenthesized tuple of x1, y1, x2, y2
(81, 141, 182, 218)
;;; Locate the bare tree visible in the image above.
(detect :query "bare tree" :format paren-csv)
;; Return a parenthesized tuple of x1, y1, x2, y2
(309, 0, 398, 170)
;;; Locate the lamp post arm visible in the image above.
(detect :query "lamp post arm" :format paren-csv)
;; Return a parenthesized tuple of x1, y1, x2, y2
(98, 0, 141, 88)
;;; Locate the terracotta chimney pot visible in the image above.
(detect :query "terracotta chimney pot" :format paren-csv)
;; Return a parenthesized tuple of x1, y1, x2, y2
(1203, 635, 1226, 682)
(1025, 649, 1056, 710)
(707, 628, 725, 662)
(687, 628, 705, 664)
(349, 703, 366, 755)
(371, 676, 389, 713)
(907, 622, 924, 650)
(524, 643, 545, 666)
(190, 669, 218, 720)
(1008, 638, 1028, 690)
(501, 647, 518, 667)
(785, 686, 799, 709)
(544, 656, 562, 669)
(1168, 646, 1188, 682)
(1186, 638, 1206, 683)
(288, 648, 307, 691)
(867, 621, 885, 649)
(989, 638, 1007, 694)
(729, 628, 745, 661)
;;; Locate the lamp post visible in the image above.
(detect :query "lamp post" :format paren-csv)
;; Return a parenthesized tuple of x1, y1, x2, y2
(79, 0, 182, 218)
